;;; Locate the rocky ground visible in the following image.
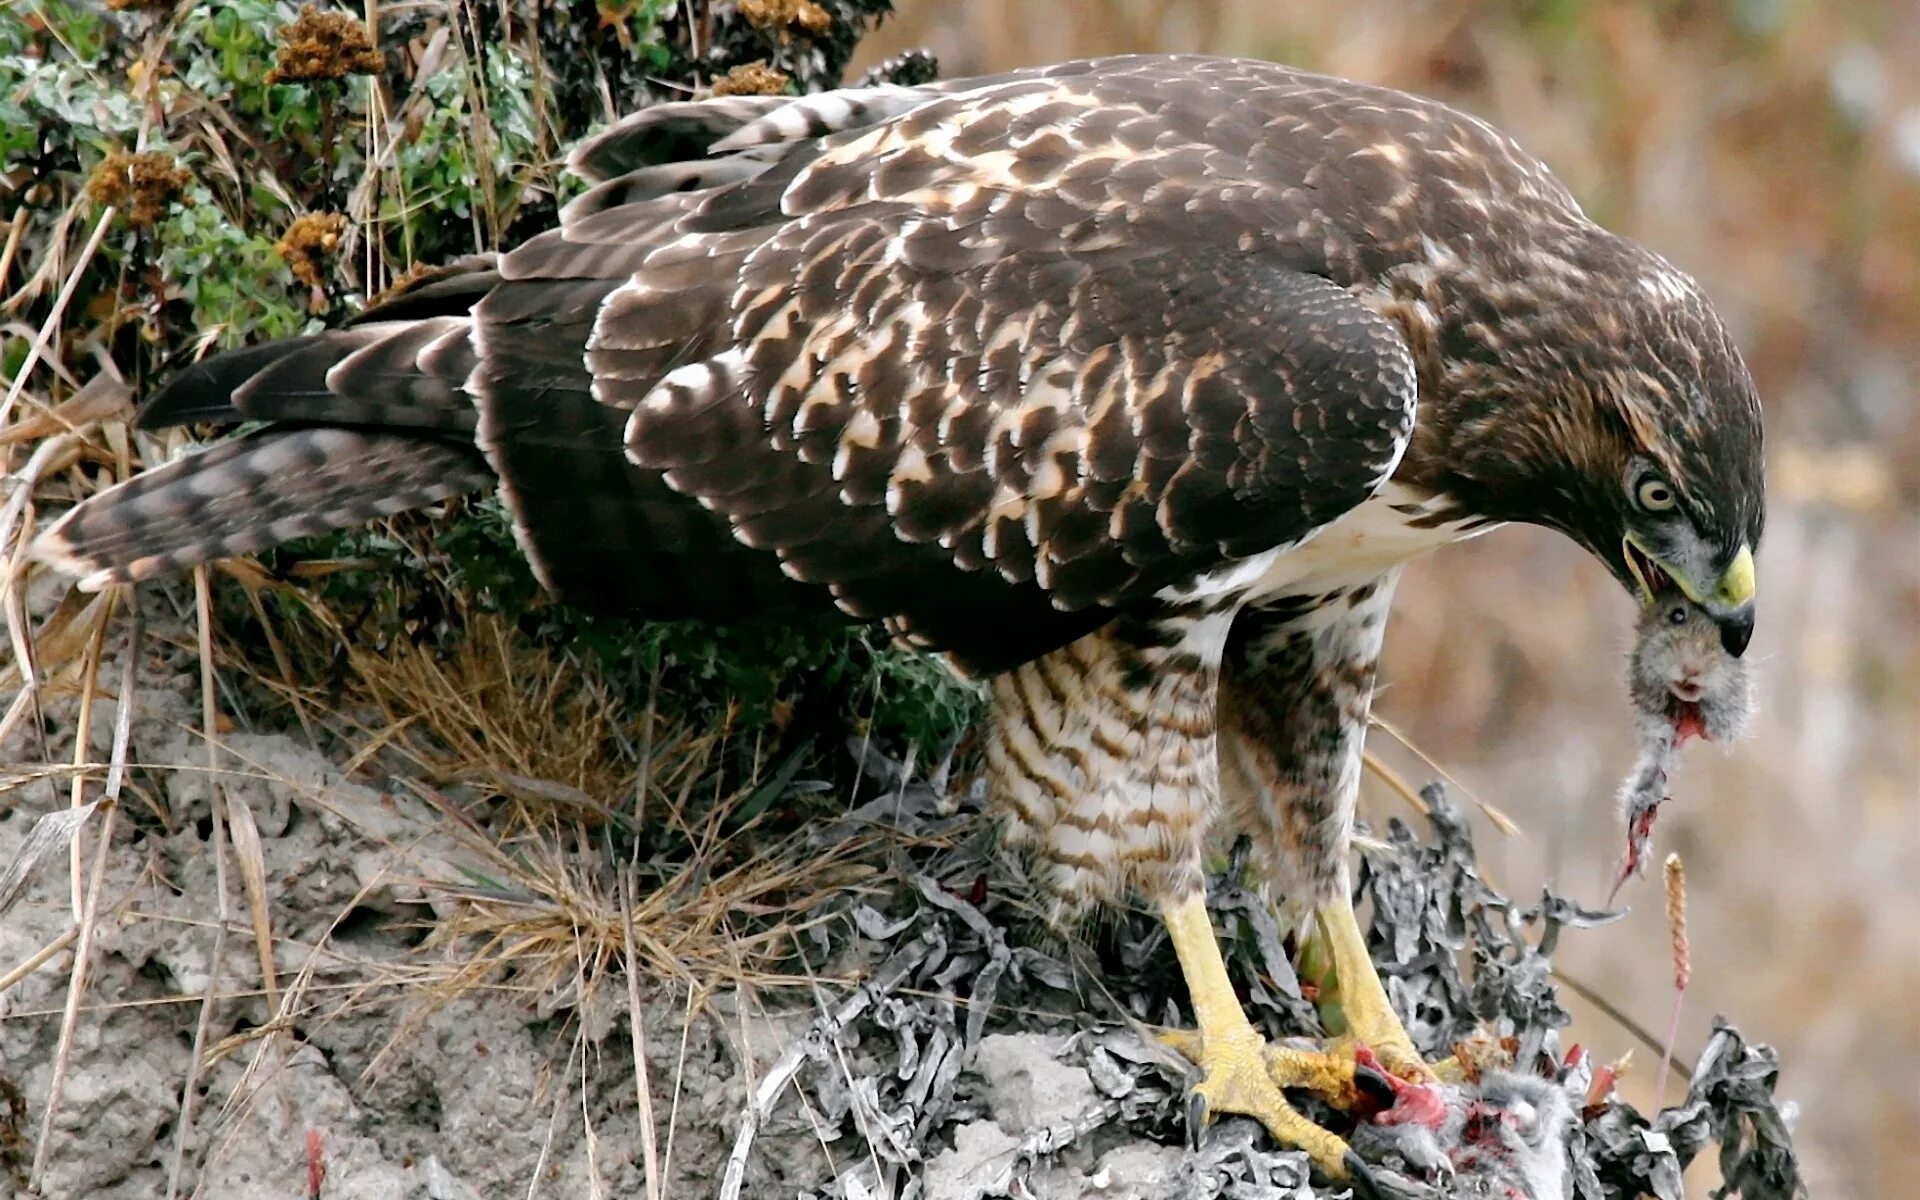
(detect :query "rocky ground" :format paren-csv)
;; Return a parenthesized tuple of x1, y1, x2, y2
(0, 580, 1804, 1199)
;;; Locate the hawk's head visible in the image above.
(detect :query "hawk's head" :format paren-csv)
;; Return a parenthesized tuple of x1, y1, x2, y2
(1408, 229, 1765, 656)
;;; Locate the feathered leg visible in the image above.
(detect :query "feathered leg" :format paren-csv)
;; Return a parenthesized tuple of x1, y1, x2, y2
(1221, 573, 1447, 1086)
(989, 611, 1375, 1182)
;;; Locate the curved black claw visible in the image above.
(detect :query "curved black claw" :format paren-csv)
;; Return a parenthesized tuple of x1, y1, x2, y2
(1353, 1060, 1398, 1110)
(1343, 1151, 1384, 1200)
(1186, 1091, 1208, 1152)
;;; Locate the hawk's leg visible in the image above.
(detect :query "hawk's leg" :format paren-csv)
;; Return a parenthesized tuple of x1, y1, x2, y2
(1220, 572, 1439, 1086)
(1302, 878, 1435, 1082)
(986, 611, 1372, 1181)
(1154, 890, 1376, 1179)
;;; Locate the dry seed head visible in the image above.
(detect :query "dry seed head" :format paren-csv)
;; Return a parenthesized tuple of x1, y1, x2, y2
(277, 212, 349, 289)
(737, 0, 833, 37)
(85, 151, 192, 227)
(712, 62, 792, 97)
(1664, 852, 1690, 992)
(268, 6, 383, 84)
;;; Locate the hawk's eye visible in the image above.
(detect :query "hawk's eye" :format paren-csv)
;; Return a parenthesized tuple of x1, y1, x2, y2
(1634, 477, 1677, 513)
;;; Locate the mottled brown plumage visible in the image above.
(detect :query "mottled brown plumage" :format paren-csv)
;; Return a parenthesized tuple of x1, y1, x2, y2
(32, 56, 1767, 1183)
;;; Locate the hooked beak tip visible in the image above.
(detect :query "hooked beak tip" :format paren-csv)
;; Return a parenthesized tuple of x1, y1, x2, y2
(1718, 608, 1755, 657)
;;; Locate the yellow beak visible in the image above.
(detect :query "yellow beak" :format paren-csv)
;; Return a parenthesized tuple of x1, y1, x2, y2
(1624, 536, 1758, 612)
(1716, 544, 1756, 608)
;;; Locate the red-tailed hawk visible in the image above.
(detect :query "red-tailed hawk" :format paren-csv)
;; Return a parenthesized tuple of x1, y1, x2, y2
(33, 55, 1764, 1187)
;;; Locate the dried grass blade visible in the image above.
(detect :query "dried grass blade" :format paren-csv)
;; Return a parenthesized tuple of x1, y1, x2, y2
(0, 805, 98, 923)
(1370, 714, 1521, 836)
(226, 791, 281, 1013)
(63, 596, 113, 917)
(0, 924, 81, 995)
(0, 209, 115, 432)
(622, 872, 663, 1200)
(27, 607, 138, 1188)
(1361, 748, 1429, 817)
(0, 588, 112, 695)
(165, 569, 233, 1200)
(0, 433, 80, 553)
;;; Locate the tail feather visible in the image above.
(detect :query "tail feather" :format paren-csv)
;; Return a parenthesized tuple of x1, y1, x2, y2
(139, 320, 480, 435)
(32, 428, 493, 590)
(232, 319, 479, 433)
(135, 337, 327, 429)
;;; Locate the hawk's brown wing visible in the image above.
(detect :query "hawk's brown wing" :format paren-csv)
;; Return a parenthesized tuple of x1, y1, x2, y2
(537, 71, 1420, 673)
(38, 59, 1424, 674)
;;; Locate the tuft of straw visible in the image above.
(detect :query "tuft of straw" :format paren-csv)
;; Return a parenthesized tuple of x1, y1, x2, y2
(276, 212, 349, 290)
(85, 152, 192, 227)
(736, 0, 833, 36)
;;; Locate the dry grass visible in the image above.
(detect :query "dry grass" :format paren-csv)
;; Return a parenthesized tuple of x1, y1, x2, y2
(0, 546, 907, 1193)
(7, 0, 1909, 1192)
(0, 13, 897, 1191)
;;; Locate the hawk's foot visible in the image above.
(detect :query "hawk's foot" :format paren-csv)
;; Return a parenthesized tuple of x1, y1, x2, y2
(1306, 893, 1470, 1085)
(1157, 1023, 1376, 1181)
(1157, 889, 1382, 1185)
(1158, 1028, 1389, 1112)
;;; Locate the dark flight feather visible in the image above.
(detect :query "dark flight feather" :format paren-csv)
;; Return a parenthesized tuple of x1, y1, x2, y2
(44, 53, 1749, 677)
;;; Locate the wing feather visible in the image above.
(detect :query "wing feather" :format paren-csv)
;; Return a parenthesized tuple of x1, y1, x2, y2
(44, 55, 1582, 667)
(554, 71, 1426, 672)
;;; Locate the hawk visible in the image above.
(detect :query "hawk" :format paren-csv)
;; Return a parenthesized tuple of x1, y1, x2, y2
(32, 55, 1764, 1183)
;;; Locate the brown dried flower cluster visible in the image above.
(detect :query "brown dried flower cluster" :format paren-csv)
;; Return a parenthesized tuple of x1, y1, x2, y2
(267, 6, 383, 84)
(85, 151, 192, 227)
(711, 62, 792, 97)
(736, 0, 833, 37)
(277, 212, 349, 289)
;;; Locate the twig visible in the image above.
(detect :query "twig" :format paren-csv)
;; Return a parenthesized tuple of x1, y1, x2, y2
(29, 608, 139, 1187)
(165, 570, 234, 1200)
(718, 933, 934, 1200)
(621, 873, 664, 1200)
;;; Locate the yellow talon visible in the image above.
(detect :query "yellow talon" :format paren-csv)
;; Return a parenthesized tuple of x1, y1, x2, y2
(1158, 1027, 1381, 1110)
(1157, 892, 1369, 1181)
(1306, 890, 1462, 1084)
(1157, 1022, 1360, 1177)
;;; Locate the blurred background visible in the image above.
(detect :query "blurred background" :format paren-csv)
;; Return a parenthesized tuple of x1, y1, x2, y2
(855, 2, 1919, 1196)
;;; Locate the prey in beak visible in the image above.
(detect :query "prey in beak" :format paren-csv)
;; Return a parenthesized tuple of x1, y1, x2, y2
(1608, 590, 1756, 904)
(1623, 536, 1757, 657)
